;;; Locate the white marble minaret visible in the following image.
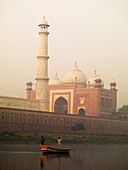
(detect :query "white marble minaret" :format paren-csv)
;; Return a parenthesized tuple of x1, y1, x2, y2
(36, 17, 50, 111)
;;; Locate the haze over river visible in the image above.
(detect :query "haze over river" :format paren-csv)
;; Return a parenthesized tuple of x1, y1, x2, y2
(0, 144, 128, 170)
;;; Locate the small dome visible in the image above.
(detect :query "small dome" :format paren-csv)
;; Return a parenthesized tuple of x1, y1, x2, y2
(39, 17, 49, 26)
(49, 73, 62, 85)
(87, 71, 104, 87)
(26, 80, 33, 85)
(110, 79, 117, 86)
(63, 63, 87, 84)
(110, 79, 117, 90)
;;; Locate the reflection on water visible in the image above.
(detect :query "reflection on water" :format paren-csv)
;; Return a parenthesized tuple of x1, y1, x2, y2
(0, 152, 41, 170)
(0, 144, 128, 170)
(40, 154, 71, 169)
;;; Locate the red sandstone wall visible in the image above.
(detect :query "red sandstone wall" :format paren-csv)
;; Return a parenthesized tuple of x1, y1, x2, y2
(26, 90, 36, 100)
(0, 107, 128, 135)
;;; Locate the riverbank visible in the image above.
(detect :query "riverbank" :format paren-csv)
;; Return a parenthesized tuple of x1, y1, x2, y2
(0, 132, 128, 145)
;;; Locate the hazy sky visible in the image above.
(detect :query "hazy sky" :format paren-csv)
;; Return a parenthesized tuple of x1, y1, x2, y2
(0, 0, 128, 108)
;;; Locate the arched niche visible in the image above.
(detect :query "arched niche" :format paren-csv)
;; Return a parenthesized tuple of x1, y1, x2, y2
(54, 97, 68, 114)
(78, 108, 85, 116)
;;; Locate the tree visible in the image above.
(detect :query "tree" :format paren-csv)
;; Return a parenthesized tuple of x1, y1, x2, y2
(118, 104, 128, 112)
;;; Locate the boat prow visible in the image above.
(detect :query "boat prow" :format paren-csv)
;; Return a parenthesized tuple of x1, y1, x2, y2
(40, 145, 71, 154)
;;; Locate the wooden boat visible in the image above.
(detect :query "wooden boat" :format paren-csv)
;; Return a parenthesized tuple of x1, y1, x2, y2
(40, 145, 71, 154)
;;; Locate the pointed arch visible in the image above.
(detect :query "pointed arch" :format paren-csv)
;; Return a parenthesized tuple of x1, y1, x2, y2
(54, 97, 68, 114)
(78, 108, 85, 116)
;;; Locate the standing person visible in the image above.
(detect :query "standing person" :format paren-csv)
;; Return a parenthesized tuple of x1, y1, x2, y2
(41, 136, 45, 145)
(58, 136, 62, 148)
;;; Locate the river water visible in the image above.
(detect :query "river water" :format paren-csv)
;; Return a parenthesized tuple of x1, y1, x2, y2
(0, 144, 128, 170)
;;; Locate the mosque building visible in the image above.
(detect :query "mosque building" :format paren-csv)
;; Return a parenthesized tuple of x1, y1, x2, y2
(26, 17, 117, 118)
(1, 17, 128, 135)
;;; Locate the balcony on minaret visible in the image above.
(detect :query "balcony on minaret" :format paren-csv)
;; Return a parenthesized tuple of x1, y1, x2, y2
(39, 17, 50, 32)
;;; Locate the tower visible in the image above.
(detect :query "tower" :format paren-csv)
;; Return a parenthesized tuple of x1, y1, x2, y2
(26, 80, 33, 99)
(36, 17, 50, 111)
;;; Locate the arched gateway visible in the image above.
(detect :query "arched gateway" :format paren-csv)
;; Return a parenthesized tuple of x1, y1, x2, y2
(54, 97, 68, 114)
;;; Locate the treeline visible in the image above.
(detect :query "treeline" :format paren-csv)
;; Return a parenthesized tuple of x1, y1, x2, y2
(118, 104, 128, 112)
(0, 132, 128, 145)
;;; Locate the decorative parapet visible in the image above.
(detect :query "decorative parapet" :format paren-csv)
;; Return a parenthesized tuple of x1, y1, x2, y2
(0, 96, 40, 111)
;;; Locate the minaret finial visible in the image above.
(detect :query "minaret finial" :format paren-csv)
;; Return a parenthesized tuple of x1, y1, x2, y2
(94, 70, 96, 75)
(55, 72, 58, 77)
(75, 62, 77, 67)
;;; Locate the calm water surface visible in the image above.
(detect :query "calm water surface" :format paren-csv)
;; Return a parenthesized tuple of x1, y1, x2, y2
(0, 144, 128, 170)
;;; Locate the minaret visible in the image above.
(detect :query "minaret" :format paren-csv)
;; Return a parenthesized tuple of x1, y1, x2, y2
(36, 17, 50, 111)
(26, 80, 33, 99)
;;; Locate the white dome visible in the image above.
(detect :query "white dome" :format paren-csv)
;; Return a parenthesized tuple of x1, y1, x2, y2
(87, 71, 104, 87)
(63, 64, 87, 84)
(49, 73, 62, 85)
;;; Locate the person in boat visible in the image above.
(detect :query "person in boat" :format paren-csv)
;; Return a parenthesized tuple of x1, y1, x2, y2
(58, 136, 62, 148)
(41, 136, 45, 145)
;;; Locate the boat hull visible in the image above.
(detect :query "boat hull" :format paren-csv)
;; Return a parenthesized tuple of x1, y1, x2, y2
(40, 145, 71, 154)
